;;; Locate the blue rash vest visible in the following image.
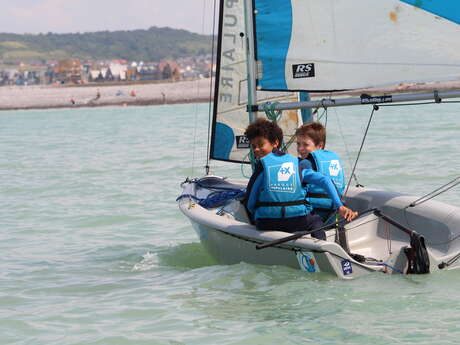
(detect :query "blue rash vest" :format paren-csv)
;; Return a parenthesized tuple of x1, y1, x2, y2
(245, 151, 344, 221)
(303, 150, 345, 219)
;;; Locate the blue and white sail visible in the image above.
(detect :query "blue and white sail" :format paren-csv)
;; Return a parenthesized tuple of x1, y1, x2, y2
(255, 0, 460, 91)
(210, 0, 301, 164)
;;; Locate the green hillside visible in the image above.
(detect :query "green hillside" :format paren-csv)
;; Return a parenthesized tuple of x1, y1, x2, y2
(0, 27, 213, 63)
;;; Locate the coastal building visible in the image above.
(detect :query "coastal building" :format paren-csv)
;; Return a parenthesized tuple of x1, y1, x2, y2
(0, 68, 42, 86)
(54, 59, 82, 84)
(89, 70, 104, 82)
(137, 63, 160, 81)
(109, 63, 127, 81)
(0, 54, 214, 86)
(158, 60, 181, 81)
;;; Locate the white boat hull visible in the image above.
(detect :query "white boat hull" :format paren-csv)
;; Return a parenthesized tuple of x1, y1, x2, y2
(178, 176, 460, 279)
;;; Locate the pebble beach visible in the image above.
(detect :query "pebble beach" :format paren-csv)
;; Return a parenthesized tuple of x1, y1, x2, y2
(1, 78, 459, 111)
(0, 78, 213, 110)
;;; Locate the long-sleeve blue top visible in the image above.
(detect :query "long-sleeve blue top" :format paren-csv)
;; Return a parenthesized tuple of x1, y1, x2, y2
(245, 155, 343, 218)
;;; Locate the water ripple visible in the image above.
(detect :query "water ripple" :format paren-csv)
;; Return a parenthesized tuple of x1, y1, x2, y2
(1, 103, 460, 344)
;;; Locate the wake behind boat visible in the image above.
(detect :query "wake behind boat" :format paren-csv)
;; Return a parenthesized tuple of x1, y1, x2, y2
(178, 0, 460, 279)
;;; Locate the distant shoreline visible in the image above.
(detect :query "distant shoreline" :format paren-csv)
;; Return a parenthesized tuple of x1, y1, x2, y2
(1, 78, 459, 111)
(0, 79, 214, 111)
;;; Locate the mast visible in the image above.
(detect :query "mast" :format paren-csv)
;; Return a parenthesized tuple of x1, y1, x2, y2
(299, 92, 312, 123)
(243, 0, 258, 124)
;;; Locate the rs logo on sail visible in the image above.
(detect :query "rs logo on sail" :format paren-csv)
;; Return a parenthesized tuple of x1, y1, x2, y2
(292, 63, 315, 78)
(236, 135, 250, 149)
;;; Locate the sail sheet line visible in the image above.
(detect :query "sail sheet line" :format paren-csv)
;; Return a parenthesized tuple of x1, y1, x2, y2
(344, 105, 377, 197)
(331, 107, 358, 186)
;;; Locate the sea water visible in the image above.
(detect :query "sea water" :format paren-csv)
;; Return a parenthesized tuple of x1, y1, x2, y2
(1, 101, 460, 345)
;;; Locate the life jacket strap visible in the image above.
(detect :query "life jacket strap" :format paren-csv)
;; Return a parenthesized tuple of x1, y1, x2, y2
(307, 192, 329, 199)
(315, 207, 335, 212)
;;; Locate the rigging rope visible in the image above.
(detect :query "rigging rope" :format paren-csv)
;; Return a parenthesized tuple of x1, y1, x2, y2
(262, 101, 293, 155)
(332, 107, 359, 186)
(262, 102, 282, 122)
(405, 176, 460, 208)
(281, 135, 296, 153)
(204, 0, 218, 175)
(385, 222, 392, 254)
(439, 251, 460, 269)
(241, 149, 256, 178)
(241, 159, 252, 178)
(344, 105, 378, 197)
(192, 1, 210, 176)
(316, 106, 328, 125)
(380, 100, 460, 108)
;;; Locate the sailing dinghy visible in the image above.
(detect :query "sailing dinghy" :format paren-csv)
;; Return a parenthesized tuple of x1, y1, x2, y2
(178, 0, 460, 279)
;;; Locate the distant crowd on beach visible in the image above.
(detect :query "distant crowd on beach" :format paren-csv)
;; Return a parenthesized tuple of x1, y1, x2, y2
(69, 88, 139, 106)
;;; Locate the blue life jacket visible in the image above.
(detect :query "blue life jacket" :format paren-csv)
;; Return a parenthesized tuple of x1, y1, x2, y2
(305, 150, 345, 220)
(255, 152, 311, 219)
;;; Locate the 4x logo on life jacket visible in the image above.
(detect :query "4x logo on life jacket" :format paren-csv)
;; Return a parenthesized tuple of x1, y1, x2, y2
(328, 159, 341, 177)
(268, 162, 296, 193)
(278, 162, 294, 181)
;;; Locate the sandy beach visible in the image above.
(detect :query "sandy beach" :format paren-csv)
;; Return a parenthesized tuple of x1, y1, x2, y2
(0, 78, 214, 111)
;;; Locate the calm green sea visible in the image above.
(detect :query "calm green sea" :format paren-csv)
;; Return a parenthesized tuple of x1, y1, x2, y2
(1, 101, 460, 345)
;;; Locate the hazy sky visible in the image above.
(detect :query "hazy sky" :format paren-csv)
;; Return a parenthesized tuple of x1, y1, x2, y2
(0, 0, 217, 35)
